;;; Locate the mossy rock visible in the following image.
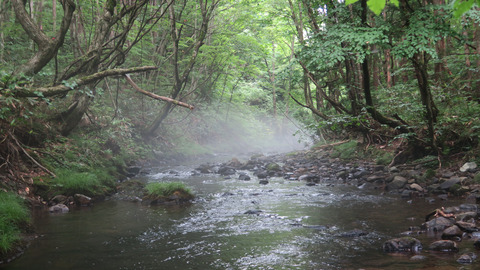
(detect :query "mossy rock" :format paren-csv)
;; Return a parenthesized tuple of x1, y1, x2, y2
(143, 182, 194, 205)
(266, 162, 281, 172)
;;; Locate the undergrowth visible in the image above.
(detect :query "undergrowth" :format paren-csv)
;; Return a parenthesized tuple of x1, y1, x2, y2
(0, 192, 30, 253)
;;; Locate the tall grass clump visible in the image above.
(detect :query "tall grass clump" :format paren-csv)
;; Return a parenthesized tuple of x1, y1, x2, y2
(52, 168, 115, 196)
(0, 192, 30, 253)
(145, 182, 193, 198)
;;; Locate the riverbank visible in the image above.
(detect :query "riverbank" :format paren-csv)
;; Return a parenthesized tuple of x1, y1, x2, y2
(2, 138, 480, 266)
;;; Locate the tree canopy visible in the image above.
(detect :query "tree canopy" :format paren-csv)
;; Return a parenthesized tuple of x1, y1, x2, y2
(1, 0, 480, 169)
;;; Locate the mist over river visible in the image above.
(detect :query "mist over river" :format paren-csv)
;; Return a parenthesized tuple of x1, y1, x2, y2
(5, 156, 477, 270)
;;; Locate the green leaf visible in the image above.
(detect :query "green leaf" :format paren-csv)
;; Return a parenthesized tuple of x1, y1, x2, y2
(367, 0, 386, 15)
(453, 0, 476, 18)
(390, 0, 399, 7)
(345, 0, 360, 5)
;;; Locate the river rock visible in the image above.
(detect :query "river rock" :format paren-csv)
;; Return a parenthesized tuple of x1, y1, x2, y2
(474, 239, 480, 249)
(226, 158, 243, 168)
(457, 253, 477, 264)
(339, 229, 368, 237)
(387, 176, 407, 190)
(126, 165, 142, 177)
(238, 173, 251, 181)
(259, 179, 269, 185)
(460, 162, 477, 173)
(429, 240, 458, 252)
(244, 209, 262, 215)
(266, 162, 281, 172)
(459, 204, 478, 212)
(217, 166, 236, 176)
(50, 194, 68, 205)
(74, 194, 92, 206)
(383, 237, 423, 252)
(424, 217, 455, 232)
(456, 221, 478, 233)
(441, 225, 463, 240)
(255, 170, 268, 179)
(456, 211, 477, 222)
(196, 164, 214, 173)
(440, 177, 461, 190)
(401, 190, 412, 198)
(409, 183, 424, 192)
(48, 204, 69, 213)
(410, 255, 427, 261)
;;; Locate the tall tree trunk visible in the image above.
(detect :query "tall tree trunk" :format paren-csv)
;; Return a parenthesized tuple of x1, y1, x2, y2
(411, 52, 439, 149)
(11, 0, 75, 76)
(360, 0, 410, 133)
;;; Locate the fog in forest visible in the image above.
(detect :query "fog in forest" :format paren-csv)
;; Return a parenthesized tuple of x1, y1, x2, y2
(164, 105, 313, 157)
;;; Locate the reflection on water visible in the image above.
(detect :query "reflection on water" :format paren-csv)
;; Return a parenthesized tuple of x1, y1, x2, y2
(5, 164, 478, 270)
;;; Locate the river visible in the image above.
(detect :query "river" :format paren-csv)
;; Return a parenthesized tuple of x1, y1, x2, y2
(5, 156, 478, 269)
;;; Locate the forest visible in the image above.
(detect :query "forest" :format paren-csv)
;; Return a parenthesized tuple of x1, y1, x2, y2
(1, 0, 480, 265)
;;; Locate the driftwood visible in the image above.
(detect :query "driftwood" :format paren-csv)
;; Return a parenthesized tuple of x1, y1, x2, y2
(124, 74, 194, 110)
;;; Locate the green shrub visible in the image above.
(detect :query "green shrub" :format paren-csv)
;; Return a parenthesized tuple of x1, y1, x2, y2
(145, 182, 193, 198)
(0, 192, 30, 253)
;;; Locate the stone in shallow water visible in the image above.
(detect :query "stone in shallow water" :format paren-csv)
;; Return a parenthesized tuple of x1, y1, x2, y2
(428, 240, 458, 252)
(457, 253, 477, 264)
(441, 225, 463, 240)
(383, 237, 423, 252)
(244, 209, 262, 215)
(424, 217, 455, 232)
(48, 204, 69, 213)
(410, 255, 426, 261)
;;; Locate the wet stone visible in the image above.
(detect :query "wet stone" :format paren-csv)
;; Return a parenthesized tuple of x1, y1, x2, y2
(383, 237, 423, 253)
(440, 178, 461, 190)
(429, 240, 458, 252)
(441, 225, 463, 240)
(244, 209, 262, 215)
(259, 179, 269, 185)
(410, 255, 427, 261)
(457, 253, 477, 264)
(238, 173, 251, 181)
(455, 221, 478, 233)
(424, 217, 455, 232)
(48, 204, 69, 213)
(339, 229, 368, 237)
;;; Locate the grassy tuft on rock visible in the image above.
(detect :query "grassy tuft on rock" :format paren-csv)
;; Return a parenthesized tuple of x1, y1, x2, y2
(145, 182, 193, 199)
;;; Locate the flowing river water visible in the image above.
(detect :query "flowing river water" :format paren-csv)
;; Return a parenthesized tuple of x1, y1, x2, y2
(5, 156, 479, 269)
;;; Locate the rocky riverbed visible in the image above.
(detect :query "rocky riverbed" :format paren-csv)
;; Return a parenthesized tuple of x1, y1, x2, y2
(37, 145, 480, 267)
(191, 147, 480, 265)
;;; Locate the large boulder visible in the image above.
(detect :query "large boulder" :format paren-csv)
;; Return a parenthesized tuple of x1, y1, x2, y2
(423, 217, 455, 232)
(387, 176, 407, 190)
(383, 237, 423, 252)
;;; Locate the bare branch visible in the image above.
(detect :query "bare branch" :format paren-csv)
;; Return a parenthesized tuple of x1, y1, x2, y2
(124, 74, 194, 110)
